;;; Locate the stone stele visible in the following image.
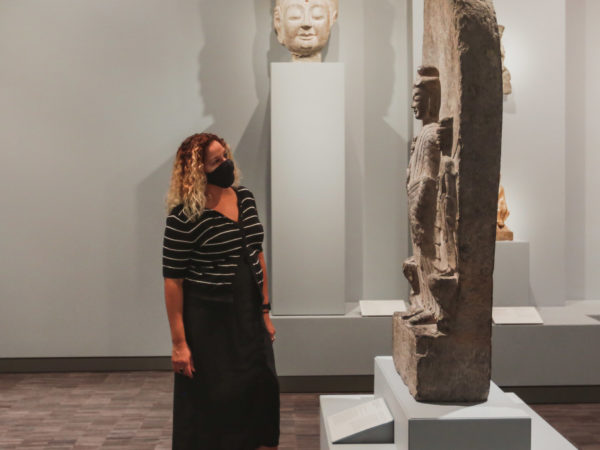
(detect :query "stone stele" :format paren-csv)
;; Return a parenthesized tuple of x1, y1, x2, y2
(273, 0, 338, 62)
(393, 0, 503, 402)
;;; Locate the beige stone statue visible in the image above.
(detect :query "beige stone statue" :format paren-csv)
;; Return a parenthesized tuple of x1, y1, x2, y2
(499, 25, 512, 95)
(273, 0, 338, 62)
(402, 66, 457, 327)
(496, 183, 514, 240)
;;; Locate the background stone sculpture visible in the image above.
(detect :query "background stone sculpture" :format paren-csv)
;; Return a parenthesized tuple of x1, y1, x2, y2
(393, 0, 503, 402)
(499, 25, 512, 95)
(497, 183, 514, 240)
(273, 0, 338, 62)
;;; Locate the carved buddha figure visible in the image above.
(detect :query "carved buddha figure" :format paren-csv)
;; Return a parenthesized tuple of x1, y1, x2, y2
(274, 0, 338, 62)
(403, 66, 457, 327)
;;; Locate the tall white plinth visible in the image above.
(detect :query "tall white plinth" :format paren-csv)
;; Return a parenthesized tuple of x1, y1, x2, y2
(374, 356, 531, 450)
(270, 63, 345, 315)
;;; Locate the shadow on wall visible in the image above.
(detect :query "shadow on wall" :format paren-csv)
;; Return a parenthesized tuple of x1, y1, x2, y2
(363, 0, 410, 298)
(195, 0, 283, 266)
(104, 154, 175, 353)
(135, 157, 175, 345)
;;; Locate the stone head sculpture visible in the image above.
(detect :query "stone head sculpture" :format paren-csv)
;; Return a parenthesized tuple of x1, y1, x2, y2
(412, 66, 441, 124)
(274, 0, 339, 62)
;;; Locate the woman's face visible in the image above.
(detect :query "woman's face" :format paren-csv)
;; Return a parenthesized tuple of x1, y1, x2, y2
(203, 140, 228, 174)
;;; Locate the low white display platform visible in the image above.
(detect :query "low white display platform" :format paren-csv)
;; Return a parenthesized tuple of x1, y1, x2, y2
(492, 301, 600, 386)
(494, 241, 530, 307)
(320, 357, 576, 449)
(272, 303, 393, 376)
(359, 300, 407, 316)
(272, 301, 600, 387)
(493, 306, 544, 324)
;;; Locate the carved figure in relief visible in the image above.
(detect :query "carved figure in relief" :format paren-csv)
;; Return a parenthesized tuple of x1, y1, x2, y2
(436, 154, 458, 273)
(496, 183, 514, 240)
(499, 25, 512, 95)
(393, 0, 502, 403)
(274, 0, 338, 62)
(403, 66, 458, 327)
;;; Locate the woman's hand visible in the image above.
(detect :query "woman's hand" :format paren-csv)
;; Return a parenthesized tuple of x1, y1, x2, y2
(172, 342, 195, 378)
(263, 313, 276, 343)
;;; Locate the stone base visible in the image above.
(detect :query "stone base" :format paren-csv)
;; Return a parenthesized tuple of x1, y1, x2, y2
(496, 227, 513, 241)
(392, 312, 491, 402)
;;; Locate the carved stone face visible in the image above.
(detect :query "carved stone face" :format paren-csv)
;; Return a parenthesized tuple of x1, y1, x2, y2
(412, 86, 429, 121)
(274, 0, 337, 61)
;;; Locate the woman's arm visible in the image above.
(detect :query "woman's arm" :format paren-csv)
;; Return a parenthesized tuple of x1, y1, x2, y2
(164, 277, 195, 378)
(258, 252, 276, 342)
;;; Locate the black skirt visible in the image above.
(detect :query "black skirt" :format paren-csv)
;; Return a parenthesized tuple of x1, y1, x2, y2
(172, 259, 280, 450)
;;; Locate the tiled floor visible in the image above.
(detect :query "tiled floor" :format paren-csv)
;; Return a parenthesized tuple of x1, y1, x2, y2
(0, 371, 598, 449)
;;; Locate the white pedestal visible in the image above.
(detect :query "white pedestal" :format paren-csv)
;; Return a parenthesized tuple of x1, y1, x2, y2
(374, 356, 531, 450)
(320, 356, 576, 449)
(270, 62, 345, 315)
(494, 241, 531, 307)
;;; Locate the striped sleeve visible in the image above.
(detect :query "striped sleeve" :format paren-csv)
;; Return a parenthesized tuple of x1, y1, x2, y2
(240, 189, 264, 254)
(162, 207, 193, 278)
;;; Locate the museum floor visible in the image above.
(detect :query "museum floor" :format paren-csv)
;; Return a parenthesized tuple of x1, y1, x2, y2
(0, 371, 598, 449)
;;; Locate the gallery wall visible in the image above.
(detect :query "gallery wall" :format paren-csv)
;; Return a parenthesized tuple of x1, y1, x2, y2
(493, 0, 567, 306)
(565, 0, 600, 301)
(3, 0, 596, 360)
(0, 0, 411, 357)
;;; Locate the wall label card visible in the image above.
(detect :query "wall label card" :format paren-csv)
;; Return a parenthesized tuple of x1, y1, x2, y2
(359, 300, 407, 317)
(492, 307, 544, 325)
(327, 397, 393, 444)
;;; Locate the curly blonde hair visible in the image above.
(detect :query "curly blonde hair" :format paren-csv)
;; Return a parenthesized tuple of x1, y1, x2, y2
(166, 133, 241, 221)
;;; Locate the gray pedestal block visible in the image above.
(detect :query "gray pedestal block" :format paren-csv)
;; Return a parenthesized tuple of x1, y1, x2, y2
(494, 241, 530, 307)
(374, 356, 531, 450)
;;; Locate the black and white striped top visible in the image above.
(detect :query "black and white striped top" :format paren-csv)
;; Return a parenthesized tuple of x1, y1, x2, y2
(162, 186, 264, 301)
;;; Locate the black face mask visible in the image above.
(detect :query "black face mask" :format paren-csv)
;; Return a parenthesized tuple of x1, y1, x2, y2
(206, 159, 235, 188)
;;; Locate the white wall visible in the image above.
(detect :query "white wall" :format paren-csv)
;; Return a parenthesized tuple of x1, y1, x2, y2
(2, 0, 598, 361)
(566, 0, 600, 300)
(0, 0, 411, 357)
(494, 0, 566, 306)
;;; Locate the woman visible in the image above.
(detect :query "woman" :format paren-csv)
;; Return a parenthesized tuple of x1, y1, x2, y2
(162, 133, 279, 450)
